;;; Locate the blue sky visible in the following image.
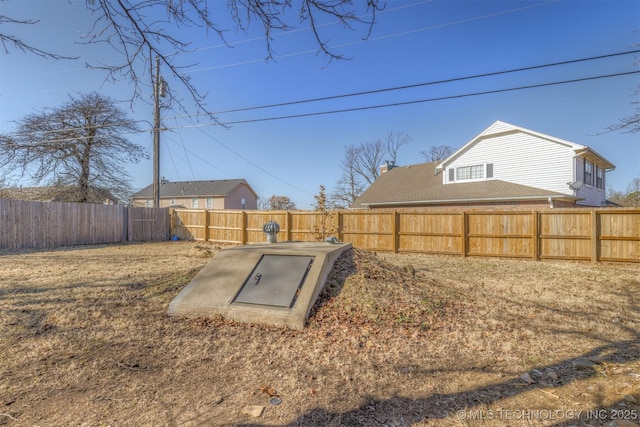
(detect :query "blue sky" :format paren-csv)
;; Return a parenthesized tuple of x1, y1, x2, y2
(1, 0, 639, 209)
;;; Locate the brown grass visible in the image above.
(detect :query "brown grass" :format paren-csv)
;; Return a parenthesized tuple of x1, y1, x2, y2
(0, 241, 638, 426)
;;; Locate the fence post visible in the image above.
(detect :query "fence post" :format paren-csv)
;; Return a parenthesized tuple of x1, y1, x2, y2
(591, 209, 600, 262)
(169, 208, 175, 239)
(122, 205, 128, 243)
(392, 211, 399, 253)
(532, 210, 539, 261)
(127, 206, 134, 242)
(461, 211, 468, 257)
(241, 211, 247, 245)
(286, 211, 292, 242)
(337, 210, 344, 243)
(203, 209, 210, 243)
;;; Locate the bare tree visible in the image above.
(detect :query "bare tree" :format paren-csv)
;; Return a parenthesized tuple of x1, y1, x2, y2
(331, 147, 366, 209)
(0, 15, 76, 59)
(605, 65, 640, 134)
(0, 92, 146, 202)
(331, 131, 411, 207)
(608, 177, 640, 207)
(312, 185, 341, 240)
(420, 144, 455, 162)
(2, 1, 382, 114)
(263, 195, 297, 210)
(354, 131, 411, 185)
(384, 131, 412, 166)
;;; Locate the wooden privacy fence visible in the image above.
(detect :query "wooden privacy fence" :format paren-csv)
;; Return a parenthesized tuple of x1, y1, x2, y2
(0, 199, 171, 250)
(172, 208, 640, 263)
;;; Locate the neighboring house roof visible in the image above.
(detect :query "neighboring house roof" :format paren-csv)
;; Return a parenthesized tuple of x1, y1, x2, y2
(132, 179, 257, 199)
(0, 186, 117, 204)
(351, 162, 579, 208)
(436, 120, 615, 172)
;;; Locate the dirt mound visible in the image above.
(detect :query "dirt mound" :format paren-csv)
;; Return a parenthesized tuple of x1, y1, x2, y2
(307, 248, 462, 338)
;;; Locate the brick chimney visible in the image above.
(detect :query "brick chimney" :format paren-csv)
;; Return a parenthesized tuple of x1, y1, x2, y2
(380, 160, 394, 174)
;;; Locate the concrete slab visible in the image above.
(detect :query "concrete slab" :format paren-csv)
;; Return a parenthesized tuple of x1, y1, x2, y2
(168, 241, 352, 330)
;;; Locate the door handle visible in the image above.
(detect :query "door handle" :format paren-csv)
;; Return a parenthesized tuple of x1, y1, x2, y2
(250, 273, 262, 286)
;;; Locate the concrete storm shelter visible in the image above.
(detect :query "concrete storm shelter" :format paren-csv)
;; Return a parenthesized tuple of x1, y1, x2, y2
(168, 241, 351, 330)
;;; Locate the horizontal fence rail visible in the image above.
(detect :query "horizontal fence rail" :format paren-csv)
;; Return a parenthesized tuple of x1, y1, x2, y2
(172, 208, 640, 263)
(0, 199, 170, 250)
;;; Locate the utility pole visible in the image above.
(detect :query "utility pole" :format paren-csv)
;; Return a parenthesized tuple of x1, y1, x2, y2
(152, 57, 167, 208)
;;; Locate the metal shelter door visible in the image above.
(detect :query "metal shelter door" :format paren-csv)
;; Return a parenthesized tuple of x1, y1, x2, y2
(233, 255, 315, 308)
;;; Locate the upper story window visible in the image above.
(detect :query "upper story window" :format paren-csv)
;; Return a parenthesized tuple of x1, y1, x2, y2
(449, 163, 493, 182)
(206, 197, 213, 209)
(241, 198, 246, 209)
(595, 166, 604, 190)
(170, 198, 176, 205)
(457, 164, 484, 180)
(191, 197, 198, 208)
(584, 160, 594, 186)
(145, 199, 153, 207)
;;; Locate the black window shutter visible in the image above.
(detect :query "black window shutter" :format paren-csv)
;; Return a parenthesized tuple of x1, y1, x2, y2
(486, 163, 493, 178)
(449, 168, 455, 182)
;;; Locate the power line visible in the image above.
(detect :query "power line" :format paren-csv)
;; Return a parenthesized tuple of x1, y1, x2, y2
(172, 71, 640, 127)
(185, 0, 561, 74)
(4, 52, 638, 141)
(170, 127, 312, 206)
(190, 125, 316, 196)
(183, 0, 436, 56)
(2, 0, 559, 84)
(206, 49, 640, 116)
(173, 117, 196, 180)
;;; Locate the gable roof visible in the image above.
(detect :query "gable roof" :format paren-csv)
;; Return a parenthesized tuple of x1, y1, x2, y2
(351, 162, 579, 208)
(436, 120, 615, 172)
(132, 179, 257, 199)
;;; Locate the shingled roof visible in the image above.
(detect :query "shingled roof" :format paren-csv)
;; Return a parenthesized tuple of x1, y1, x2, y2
(1, 186, 117, 204)
(351, 162, 579, 208)
(132, 179, 256, 199)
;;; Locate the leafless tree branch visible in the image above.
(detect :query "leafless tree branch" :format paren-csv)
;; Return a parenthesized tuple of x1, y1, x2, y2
(0, 15, 77, 59)
(2, 0, 382, 121)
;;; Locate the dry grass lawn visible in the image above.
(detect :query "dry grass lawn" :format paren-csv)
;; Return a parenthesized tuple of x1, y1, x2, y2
(0, 241, 638, 426)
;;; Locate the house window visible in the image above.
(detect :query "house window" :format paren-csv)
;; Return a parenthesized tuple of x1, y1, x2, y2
(456, 164, 484, 181)
(145, 199, 152, 207)
(584, 160, 593, 186)
(170, 198, 176, 206)
(241, 198, 246, 209)
(191, 198, 198, 208)
(596, 166, 604, 190)
(206, 197, 213, 209)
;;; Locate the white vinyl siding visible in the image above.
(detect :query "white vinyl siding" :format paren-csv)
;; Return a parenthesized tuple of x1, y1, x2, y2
(438, 121, 612, 207)
(445, 133, 575, 195)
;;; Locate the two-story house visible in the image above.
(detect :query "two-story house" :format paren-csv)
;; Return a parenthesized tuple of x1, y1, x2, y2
(351, 121, 615, 209)
(132, 179, 258, 209)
